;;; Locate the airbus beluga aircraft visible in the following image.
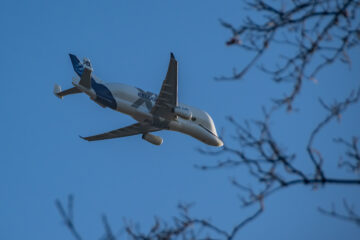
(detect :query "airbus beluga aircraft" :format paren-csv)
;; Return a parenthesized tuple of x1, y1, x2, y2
(54, 53, 223, 147)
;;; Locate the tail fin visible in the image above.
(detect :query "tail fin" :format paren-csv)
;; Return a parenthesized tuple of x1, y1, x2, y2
(69, 54, 92, 89)
(69, 54, 84, 77)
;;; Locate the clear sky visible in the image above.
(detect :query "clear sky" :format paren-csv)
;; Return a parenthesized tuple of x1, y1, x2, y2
(1, 0, 359, 239)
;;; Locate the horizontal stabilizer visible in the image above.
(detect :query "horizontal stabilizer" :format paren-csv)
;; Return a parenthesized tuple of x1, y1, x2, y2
(53, 84, 81, 99)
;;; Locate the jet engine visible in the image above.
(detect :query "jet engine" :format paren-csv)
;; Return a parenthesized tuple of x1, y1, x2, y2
(173, 107, 192, 120)
(142, 133, 163, 145)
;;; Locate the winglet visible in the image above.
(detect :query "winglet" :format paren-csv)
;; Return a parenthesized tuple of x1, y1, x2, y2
(170, 52, 175, 59)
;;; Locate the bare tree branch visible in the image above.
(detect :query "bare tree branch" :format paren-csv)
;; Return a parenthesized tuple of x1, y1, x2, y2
(199, 87, 360, 208)
(335, 136, 360, 173)
(219, 0, 360, 109)
(101, 215, 116, 240)
(56, 196, 118, 240)
(55, 195, 83, 240)
(307, 88, 360, 181)
(125, 201, 264, 240)
(319, 199, 360, 226)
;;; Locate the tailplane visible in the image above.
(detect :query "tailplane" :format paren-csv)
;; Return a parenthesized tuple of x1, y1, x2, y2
(53, 54, 93, 99)
(53, 84, 81, 99)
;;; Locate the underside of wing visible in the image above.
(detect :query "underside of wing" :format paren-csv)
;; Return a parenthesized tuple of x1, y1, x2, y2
(80, 122, 160, 141)
(151, 52, 178, 119)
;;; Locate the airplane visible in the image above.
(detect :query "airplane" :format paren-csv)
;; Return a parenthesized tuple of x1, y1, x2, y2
(54, 53, 223, 147)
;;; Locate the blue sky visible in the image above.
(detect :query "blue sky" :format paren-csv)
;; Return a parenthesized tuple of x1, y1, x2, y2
(1, 0, 359, 239)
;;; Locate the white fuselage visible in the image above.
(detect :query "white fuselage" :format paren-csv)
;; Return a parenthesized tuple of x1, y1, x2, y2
(72, 77, 223, 147)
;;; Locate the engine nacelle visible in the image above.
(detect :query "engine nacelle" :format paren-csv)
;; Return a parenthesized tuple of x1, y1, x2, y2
(142, 133, 163, 146)
(173, 106, 192, 120)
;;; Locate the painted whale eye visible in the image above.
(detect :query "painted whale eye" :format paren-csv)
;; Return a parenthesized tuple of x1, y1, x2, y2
(191, 117, 197, 121)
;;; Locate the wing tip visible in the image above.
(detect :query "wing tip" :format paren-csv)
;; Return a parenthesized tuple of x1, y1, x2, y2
(170, 52, 175, 59)
(79, 135, 90, 141)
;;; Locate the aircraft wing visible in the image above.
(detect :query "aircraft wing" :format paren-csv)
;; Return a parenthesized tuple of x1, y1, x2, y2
(80, 122, 160, 141)
(151, 52, 178, 119)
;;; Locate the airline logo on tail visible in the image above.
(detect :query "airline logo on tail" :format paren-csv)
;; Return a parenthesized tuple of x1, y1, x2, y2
(69, 54, 84, 76)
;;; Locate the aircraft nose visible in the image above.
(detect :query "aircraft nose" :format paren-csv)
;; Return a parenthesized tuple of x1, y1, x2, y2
(216, 138, 224, 147)
(209, 136, 223, 147)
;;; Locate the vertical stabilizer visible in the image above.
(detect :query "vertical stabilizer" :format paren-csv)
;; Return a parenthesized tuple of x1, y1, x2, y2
(69, 54, 92, 89)
(69, 54, 84, 76)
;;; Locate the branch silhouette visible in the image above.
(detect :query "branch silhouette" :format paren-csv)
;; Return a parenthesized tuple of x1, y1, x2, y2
(319, 199, 360, 226)
(218, 0, 360, 110)
(198, 88, 360, 208)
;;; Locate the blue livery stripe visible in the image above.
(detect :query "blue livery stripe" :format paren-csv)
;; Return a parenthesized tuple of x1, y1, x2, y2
(69, 53, 117, 109)
(91, 78, 117, 110)
(69, 54, 84, 76)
